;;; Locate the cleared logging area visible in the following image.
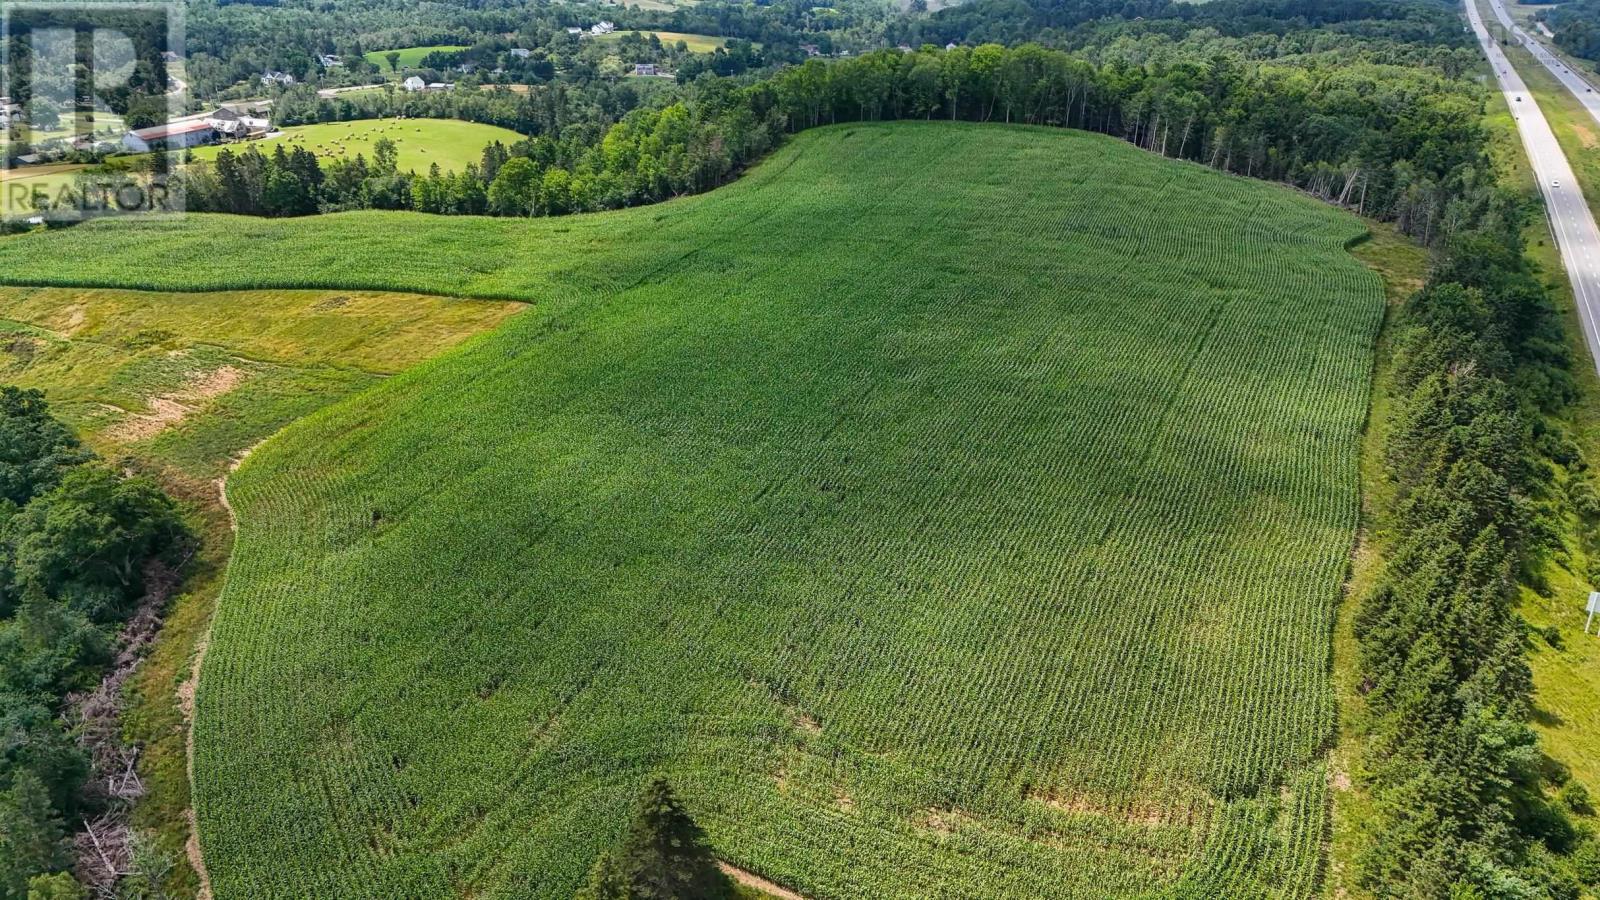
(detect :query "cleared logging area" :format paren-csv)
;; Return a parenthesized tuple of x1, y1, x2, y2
(0, 123, 1383, 897)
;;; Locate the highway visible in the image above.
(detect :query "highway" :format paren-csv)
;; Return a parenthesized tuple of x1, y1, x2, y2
(1467, 0, 1600, 376)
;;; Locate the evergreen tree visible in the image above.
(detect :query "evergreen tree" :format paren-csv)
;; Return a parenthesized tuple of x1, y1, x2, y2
(578, 778, 733, 900)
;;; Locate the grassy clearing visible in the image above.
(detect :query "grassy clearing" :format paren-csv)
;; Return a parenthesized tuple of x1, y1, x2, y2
(0, 285, 521, 895)
(594, 29, 730, 52)
(0, 123, 1386, 897)
(189, 118, 525, 176)
(363, 45, 469, 72)
(1325, 222, 1430, 899)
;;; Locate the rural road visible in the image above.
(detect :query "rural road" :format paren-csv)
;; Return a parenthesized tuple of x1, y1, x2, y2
(1467, 0, 1600, 377)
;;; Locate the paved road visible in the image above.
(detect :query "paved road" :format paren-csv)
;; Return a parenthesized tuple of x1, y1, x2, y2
(1467, 0, 1600, 375)
(1486, 0, 1600, 119)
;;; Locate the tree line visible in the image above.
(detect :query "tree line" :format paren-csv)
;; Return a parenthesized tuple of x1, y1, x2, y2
(150, 37, 1493, 250)
(1352, 200, 1600, 893)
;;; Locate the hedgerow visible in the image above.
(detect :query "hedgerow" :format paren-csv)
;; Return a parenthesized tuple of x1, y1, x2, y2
(1352, 217, 1600, 895)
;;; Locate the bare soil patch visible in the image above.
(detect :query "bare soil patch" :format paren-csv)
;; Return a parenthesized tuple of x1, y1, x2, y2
(109, 364, 246, 442)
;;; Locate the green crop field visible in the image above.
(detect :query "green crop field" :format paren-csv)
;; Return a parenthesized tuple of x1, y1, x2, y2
(0, 122, 1383, 898)
(189, 118, 525, 176)
(363, 44, 469, 71)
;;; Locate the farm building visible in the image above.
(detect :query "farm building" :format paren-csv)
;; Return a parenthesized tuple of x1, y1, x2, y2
(121, 120, 216, 153)
(590, 21, 616, 35)
(403, 76, 427, 92)
(566, 27, 584, 36)
(205, 107, 271, 140)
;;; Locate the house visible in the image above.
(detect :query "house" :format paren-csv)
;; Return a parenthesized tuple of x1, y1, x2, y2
(632, 63, 657, 76)
(160, 50, 179, 62)
(945, 41, 958, 51)
(121, 119, 216, 153)
(897, 44, 913, 52)
(317, 53, 343, 68)
(566, 27, 584, 36)
(509, 48, 533, 59)
(403, 75, 427, 92)
(259, 70, 296, 86)
(590, 21, 616, 35)
(800, 43, 821, 57)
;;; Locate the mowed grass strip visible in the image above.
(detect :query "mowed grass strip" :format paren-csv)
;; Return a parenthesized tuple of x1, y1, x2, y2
(0, 123, 1382, 898)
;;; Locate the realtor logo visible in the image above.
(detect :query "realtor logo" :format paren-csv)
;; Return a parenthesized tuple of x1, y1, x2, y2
(1, 1, 185, 223)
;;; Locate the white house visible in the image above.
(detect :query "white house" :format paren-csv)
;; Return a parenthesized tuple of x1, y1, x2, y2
(509, 48, 532, 59)
(590, 21, 616, 35)
(632, 63, 658, 76)
(565, 27, 584, 36)
(259, 70, 296, 86)
(317, 53, 343, 68)
(122, 119, 216, 153)
(403, 75, 427, 92)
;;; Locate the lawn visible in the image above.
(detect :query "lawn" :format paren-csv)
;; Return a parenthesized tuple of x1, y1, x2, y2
(0, 122, 1382, 898)
(594, 29, 730, 52)
(189, 118, 526, 176)
(363, 44, 469, 72)
(0, 284, 522, 895)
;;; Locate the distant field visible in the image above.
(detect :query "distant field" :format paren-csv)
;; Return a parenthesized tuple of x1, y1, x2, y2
(364, 44, 468, 71)
(0, 122, 1381, 898)
(595, 29, 730, 52)
(190, 118, 526, 175)
(1, 164, 87, 217)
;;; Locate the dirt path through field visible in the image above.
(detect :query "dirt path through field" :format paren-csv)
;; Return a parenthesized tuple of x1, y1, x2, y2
(718, 862, 807, 900)
(179, 443, 260, 900)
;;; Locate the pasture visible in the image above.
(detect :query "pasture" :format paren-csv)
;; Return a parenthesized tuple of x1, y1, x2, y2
(190, 118, 526, 175)
(363, 44, 469, 71)
(0, 122, 1382, 898)
(595, 29, 731, 52)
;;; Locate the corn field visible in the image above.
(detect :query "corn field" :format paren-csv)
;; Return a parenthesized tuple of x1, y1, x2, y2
(10, 123, 1383, 897)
